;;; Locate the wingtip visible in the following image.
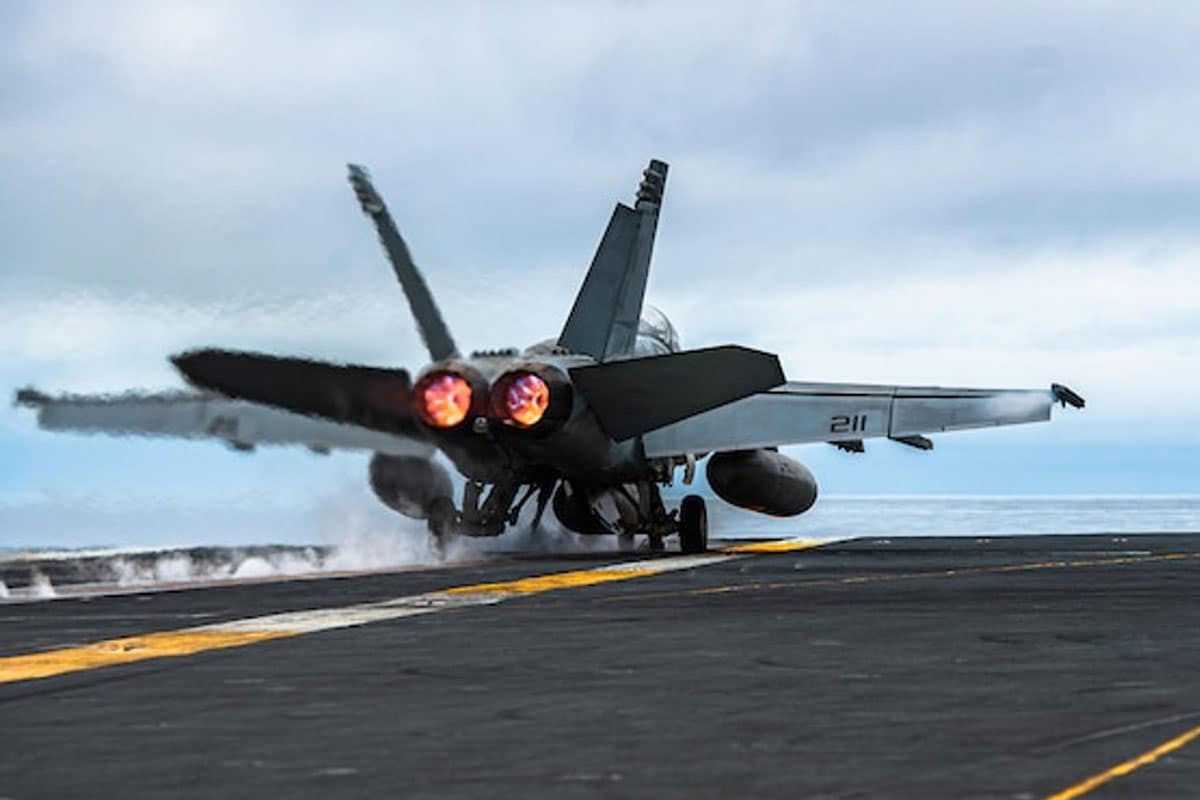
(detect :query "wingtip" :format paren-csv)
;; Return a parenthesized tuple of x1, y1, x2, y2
(1051, 383, 1086, 409)
(14, 386, 49, 408)
(347, 163, 384, 214)
(637, 160, 667, 207)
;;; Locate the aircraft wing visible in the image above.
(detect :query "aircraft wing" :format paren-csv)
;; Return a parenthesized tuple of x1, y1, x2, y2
(14, 388, 434, 457)
(640, 381, 1084, 459)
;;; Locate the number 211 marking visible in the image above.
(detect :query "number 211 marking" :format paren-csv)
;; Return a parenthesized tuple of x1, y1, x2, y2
(830, 415, 868, 433)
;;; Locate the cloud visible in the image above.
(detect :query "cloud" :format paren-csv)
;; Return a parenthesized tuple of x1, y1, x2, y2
(3, 2, 1198, 542)
(5, 2, 1200, 293)
(3, 237, 1194, 428)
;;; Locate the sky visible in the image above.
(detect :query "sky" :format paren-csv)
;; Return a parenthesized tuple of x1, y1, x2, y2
(2, 2, 1198, 546)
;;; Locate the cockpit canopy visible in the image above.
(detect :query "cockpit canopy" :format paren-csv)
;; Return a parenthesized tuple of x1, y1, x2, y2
(526, 306, 680, 359)
(634, 306, 680, 356)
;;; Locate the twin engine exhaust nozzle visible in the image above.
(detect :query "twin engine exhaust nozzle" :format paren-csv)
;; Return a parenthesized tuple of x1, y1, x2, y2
(412, 364, 572, 434)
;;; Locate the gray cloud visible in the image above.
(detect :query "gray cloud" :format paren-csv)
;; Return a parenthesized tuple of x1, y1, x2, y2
(5, 3, 1200, 298)
(3, 2, 1198, 430)
(5, 2, 1200, 545)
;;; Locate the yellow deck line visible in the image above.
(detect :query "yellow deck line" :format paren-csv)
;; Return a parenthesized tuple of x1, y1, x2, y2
(444, 567, 661, 596)
(0, 630, 293, 684)
(0, 552, 739, 686)
(721, 538, 826, 554)
(1044, 723, 1200, 800)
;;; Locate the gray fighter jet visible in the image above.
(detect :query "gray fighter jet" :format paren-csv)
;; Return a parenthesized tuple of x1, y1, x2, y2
(17, 160, 1085, 553)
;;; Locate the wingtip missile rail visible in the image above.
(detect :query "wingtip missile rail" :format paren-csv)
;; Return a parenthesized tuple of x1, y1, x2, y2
(1051, 383, 1086, 409)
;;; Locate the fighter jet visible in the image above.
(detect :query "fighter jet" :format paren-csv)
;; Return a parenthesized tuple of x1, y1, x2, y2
(16, 159, 1085, 554)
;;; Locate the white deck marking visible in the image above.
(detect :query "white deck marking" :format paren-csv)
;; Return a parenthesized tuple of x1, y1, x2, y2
(0, 552, 744, 684)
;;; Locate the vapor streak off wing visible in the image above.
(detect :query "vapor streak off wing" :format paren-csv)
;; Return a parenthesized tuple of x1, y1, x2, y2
(15, 389, 432, 457)
(640, 382, 1062, 458)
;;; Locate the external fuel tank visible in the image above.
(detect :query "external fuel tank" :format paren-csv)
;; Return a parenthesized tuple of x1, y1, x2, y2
(705, 449, 818, 517)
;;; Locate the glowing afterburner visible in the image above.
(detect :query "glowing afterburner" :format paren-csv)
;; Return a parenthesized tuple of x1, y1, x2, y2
(413, 371, 472, 428)
(493, 372, 550, 428)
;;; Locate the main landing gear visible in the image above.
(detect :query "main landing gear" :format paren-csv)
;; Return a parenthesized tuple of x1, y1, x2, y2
(619, 486, 709, 555)
(677, 494, 709, 555)
(424, 482, 711, 556)
(644, 491, 710, 554)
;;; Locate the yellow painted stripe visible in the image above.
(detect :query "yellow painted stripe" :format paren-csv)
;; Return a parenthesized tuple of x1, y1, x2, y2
(0, 629, 293, 684)
(445, 567, 660, 596)
(0, 553, 737, 686)
(722, 538, 825, 554)
(1044, 723, 1200, 800)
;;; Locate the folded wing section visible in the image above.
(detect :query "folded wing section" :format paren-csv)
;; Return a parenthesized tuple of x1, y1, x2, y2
(641, 382, 1078, 459)
(14, 388, 433, 457)
(348, 164, 459, 362)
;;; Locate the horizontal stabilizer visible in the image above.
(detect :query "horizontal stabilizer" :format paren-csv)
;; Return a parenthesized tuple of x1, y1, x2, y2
(173, 349, 418, 436)
(569, 345, 784, 442)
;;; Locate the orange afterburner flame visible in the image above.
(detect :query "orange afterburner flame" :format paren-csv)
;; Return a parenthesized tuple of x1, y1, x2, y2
(413, 371, 472, 428)
(499, 372, 550, 428)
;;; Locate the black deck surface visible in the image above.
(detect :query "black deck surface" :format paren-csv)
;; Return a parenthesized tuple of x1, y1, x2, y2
(3, 533, 1200, 799)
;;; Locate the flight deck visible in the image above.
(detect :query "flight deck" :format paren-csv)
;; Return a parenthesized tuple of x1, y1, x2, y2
(3, 533, 1199, 799)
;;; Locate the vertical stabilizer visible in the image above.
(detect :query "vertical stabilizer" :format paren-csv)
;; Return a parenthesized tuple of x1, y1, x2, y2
(558, 159, 668, 361)
(348, 164, 460, 362)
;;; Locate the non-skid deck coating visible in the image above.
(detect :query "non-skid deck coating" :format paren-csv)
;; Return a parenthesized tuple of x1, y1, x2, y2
(3, 533, 1200, 799)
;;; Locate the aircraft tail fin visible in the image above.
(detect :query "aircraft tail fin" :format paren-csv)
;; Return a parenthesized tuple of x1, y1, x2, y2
(347, 164, 460, 362)
(558, 159, 668, 361)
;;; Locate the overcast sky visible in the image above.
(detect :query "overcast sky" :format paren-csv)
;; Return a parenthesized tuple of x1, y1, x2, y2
(2, 2, 1198, 546)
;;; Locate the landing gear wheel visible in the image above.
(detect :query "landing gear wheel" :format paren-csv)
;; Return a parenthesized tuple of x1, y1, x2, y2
(427, 496, 458, 556)
(648, 535, 665, 553)
(678, 494, 709, 554)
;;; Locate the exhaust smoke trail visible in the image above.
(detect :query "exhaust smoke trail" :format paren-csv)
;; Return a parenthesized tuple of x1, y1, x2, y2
(314, 482, 483, 569)
(29, 570, 56, 599)
(982, 391, 1055, 422)
(0, 479, 644, 601)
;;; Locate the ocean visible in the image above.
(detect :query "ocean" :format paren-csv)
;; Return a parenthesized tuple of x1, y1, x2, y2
(702, 494, 1200, 540)
(2, 494, 1198, 553)
(1, 495, 1196, 595)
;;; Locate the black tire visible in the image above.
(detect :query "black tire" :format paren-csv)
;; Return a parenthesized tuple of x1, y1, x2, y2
(678, 494, 708, 554)
(427, 496, 458, 553)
